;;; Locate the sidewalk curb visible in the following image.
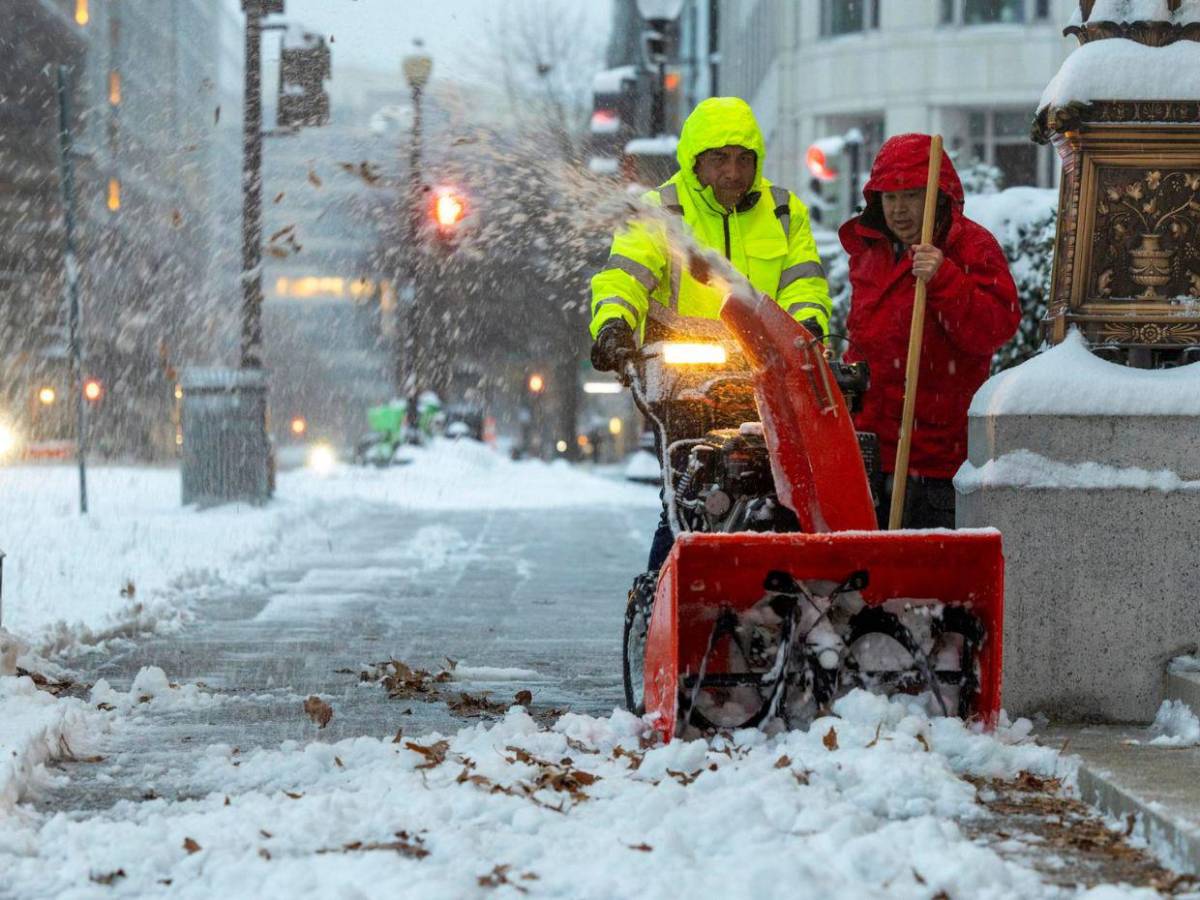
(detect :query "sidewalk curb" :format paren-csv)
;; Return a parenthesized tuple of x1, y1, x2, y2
(1074, 759, 1200, 875)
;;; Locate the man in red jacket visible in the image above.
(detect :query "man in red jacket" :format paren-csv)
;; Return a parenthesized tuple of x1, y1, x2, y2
(840, 134, 1020, 528)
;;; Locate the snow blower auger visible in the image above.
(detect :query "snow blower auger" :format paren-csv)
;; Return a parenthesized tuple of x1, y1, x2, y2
(632, 289, 1004, 742)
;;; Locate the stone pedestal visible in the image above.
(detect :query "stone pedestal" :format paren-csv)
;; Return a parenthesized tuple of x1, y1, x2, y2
(955, 343, 1200, 723)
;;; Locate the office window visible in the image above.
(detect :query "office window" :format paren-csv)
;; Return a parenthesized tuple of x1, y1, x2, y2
(942, 0, 1040, 24)
(820, 0, 880, 37)
(968, 108, 1047, 187)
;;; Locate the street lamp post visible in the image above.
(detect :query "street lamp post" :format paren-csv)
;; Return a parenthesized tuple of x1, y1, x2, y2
(399, 52, 432, 430)
(636, 0, 684, 135)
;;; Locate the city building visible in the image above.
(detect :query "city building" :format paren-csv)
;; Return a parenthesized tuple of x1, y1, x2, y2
(0, 0, 242, 456)
(718, 0, 1079, 210)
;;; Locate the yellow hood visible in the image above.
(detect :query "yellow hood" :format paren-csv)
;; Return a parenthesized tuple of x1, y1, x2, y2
(676, 97, 766, 196)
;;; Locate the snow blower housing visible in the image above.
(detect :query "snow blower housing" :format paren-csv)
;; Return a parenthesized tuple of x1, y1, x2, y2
(641, 290, 1004, 741)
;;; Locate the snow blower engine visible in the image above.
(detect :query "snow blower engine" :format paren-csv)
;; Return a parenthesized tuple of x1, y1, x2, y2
(622, 291, 1003, 742)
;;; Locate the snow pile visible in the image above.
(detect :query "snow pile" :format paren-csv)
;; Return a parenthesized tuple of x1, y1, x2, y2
(0, 466, 318, 654)
(90, 666, 227, 716)
(281, 438, 660, 513)
(0, 693, 1100, 898)
(1040, 39, 1200, 110)
(970, 330, 1200, 417)
(0, 676, 99, 815)
(1149, 699, 1200, 747)
(1070, 0, 1200, 25)
(955, 449, 1200, 494)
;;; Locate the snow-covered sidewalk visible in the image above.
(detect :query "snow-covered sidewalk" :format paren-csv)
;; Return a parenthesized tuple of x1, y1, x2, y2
(0, 444, 657, 814)
(3, 681, 1159, 899)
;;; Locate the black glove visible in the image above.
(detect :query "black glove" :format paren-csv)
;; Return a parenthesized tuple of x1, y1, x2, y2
(590, 319, 637, 373)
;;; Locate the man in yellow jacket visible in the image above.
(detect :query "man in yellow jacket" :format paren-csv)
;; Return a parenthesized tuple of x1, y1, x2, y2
(589, 97, 831, 375)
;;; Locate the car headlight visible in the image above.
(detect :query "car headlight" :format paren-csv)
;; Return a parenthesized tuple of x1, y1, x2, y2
(307, 442, 337, 475)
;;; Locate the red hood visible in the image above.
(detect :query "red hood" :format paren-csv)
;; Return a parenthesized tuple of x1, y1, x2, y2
(862, 133, 963, 205)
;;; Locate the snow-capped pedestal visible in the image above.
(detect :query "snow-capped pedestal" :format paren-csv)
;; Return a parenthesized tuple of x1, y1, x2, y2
(956, 332, 1200, 722)
(1034, 0, 1200, 365)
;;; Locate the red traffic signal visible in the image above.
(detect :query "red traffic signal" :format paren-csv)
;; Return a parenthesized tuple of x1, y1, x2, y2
(431, 186, 466, 233)
(83, 378, 103, 402)
(806, 144, 838, 182)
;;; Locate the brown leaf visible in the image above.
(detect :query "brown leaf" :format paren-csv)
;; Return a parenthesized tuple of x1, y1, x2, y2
(916, 733, 930, 753)
(866, 723, 882, 748)
(171, 209, 183, 228)
(183, 837, 201, 854)
(514, 690, 533, 707)
(284, 791, 303, 800)
(774, 755, 791, 769)
(266, 245, 289, 259)
(307, 168, 322, 188)
(120, 580, 136, 599)
(223, 795, 230, 806)
(628, 842, 653, 852)
(478, 864, 527, 893)
(405, 739, 450, 770)
(392, 727, 404, 744)
(448, 691, 508, 717)
(273, 191, 285, 204)
(303, 695, 333, 729)
(667, 768, 700, 786)
(822, 726, 839, 751)
(258, 848, 271, 860)
(96, 702, 115, 711)
(334, 756, 344, 768)
(260, 829, 273, 839)
(268, 224, 296, 243)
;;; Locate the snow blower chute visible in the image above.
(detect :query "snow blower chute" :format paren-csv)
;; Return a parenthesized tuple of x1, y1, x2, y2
(641, 289, 1004, 741)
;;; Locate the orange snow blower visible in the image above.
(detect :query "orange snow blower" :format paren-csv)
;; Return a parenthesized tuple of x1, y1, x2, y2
(632, 288, 1004, 742)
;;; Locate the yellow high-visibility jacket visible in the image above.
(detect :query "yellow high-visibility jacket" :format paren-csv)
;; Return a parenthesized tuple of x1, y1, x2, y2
(590, 97, 830, 342)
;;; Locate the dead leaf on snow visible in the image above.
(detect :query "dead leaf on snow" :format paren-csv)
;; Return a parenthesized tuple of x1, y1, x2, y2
(335, 756, 344, 768)
(120, 580, 136, 599)
(405, 739, 450, 770)
(284, 791, 303, 800)
(627, 843, 653, 852)
(866, 723, 883, 748)
(823, 726, 839, 751)
(478, 864, 528, 893)
(183, 837, 201, 854)
(916, 733, 931, 753)
(667, 768, 700, 786)
(260, 829, 272, 839)
(307, 168, 322, 188)
(774, 755, 791, 769)
(258, 848, 270, 860)
(514, 690, 533, 707)
(89, 869, 126, 885)
(303, 695, 333, 729)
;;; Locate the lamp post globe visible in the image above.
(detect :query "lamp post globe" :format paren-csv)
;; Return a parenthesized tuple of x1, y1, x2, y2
(402, 54, 432, 90)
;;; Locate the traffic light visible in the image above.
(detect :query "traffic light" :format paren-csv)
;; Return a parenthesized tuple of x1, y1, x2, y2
(277, 33, 330, 129)
(527, 373, 545, 394)
(83, 378, 103, 402)
(431, 186, 466, 236)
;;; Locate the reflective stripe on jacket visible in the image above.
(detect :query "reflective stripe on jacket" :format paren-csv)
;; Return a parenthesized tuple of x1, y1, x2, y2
(590, 97, 831, 341)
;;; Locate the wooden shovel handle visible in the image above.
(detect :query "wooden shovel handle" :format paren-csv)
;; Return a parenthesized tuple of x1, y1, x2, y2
(887, 134, 943, 530)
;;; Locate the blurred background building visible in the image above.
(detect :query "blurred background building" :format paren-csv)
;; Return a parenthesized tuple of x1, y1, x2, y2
(0, 0, 243, 458)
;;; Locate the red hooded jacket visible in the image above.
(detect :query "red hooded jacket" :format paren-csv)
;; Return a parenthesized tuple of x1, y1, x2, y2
(839, 134, 1020, 479)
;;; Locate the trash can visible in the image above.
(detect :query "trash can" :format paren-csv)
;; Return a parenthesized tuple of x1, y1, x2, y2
(180, 368, 272, 506)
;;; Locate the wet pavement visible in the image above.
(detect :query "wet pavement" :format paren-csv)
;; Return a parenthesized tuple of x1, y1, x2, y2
(35, 503, 653, 814)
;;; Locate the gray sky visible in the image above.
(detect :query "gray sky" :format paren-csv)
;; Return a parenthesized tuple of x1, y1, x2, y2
(263, 0, 613, 86)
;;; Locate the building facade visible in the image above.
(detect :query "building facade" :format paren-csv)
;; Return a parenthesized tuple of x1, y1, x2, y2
(0, 0, 241, 456)
(717, 0, 1079, 205)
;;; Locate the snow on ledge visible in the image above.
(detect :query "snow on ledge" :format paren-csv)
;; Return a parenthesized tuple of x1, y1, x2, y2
(969, 330, 1200, 417)
(1040, 39, 1200, 110)
(1069, 0, 1200, 27)
(954, 449, 1200, 494)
